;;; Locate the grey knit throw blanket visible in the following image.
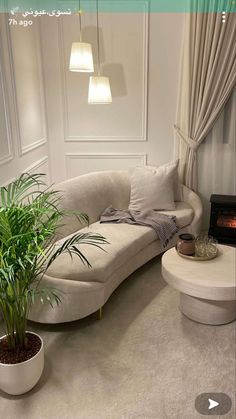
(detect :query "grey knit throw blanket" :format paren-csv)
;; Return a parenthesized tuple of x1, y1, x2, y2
(100, 206, 178, 248)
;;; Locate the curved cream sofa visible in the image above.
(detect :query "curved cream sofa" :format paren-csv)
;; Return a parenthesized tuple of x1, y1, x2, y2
(28, 171, 202, 324)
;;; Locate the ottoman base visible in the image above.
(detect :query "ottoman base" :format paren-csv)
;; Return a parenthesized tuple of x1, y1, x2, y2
(180, 293, 236, 325)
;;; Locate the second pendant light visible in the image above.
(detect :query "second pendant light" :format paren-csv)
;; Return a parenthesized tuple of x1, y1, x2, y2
(88, 0, 112, 104)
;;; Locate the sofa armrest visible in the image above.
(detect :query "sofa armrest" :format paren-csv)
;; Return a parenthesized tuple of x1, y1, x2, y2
(182, 185, 203, 236)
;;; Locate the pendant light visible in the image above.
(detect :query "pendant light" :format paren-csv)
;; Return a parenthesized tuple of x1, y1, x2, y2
(69, 1, 94, 72)
(88, 0, 112, 104)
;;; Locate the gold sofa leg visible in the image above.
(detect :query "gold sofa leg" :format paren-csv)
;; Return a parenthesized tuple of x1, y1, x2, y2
(97, 307, 103, 320)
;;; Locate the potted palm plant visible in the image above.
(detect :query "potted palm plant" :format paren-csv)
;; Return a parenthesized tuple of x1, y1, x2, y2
(0, 173, 107, 395)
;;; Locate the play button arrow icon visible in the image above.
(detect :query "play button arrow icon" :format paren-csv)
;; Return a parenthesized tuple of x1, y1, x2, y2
(208, 398, 219, 410)
(195, 393, 232, 415)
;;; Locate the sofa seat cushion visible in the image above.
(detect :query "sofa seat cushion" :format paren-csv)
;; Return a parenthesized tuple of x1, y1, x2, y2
(46, 222, 157, 283)
(46, 202, 193, 284)
(158, 202, 194, 228)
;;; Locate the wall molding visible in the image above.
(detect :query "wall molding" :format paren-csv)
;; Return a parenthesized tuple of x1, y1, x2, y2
(0, 31, 13, 166)
(59, 0, 149, 142)
(24, 155, 49, 175)
(21, 137, 47, 155)
(6, 19, 47, 156)
(65, 152, 147, 177)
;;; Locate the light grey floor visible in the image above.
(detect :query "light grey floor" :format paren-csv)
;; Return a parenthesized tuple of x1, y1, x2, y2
(0, 257, 235, 419)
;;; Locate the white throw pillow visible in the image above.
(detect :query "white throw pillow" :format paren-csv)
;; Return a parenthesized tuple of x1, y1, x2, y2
(128, 162, 177, 211)
(159, 160, 183, 201)
(132, 160, 183, 201)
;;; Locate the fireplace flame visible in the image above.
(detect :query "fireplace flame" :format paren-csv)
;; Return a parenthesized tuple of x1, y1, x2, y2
(217, 216, 236, 228)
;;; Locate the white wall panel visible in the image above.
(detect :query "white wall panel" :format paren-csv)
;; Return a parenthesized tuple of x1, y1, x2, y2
(0, 45, 13, 165)
(40, 9, 184, 183)
(0, 177, 15, 187)
(59, 1, 148, 141)
(65, 153, 146, 178)
(0, 14, 50, 188)
(9, 20, 47, 154)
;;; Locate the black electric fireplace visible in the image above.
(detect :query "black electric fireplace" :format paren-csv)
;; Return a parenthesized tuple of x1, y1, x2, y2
(209, 194, 236, 244)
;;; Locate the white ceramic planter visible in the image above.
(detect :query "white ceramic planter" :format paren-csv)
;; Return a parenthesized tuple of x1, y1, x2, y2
(0, 332, 44, 395)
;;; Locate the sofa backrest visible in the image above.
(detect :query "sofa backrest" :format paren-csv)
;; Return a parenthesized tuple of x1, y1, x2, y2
(55, 171, 131, 238)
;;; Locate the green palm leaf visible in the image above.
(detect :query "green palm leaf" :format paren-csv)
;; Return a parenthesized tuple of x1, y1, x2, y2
(0, 173, 107, 351)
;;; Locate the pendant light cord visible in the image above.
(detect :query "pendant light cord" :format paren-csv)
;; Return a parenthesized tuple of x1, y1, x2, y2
(96, 0, 101, 75)
(78, 0, 82, 42)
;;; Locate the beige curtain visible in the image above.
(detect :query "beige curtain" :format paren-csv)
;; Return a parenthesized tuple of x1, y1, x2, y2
(174, 4, 236, 190)
(198, 88, 236, 228)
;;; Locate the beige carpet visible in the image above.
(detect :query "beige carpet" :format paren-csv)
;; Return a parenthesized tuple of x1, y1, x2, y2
(0, 256, 235, 419)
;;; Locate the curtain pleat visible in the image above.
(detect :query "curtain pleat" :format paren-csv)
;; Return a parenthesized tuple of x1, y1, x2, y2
(174, 5, 236, 191)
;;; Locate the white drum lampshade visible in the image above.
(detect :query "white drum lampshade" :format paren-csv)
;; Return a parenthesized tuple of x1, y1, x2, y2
(88, 76, 112, 104)
(69, 42, 94, 72)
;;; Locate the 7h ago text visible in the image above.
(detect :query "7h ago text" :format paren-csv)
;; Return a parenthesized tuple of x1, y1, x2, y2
(8, 18, 33, 27)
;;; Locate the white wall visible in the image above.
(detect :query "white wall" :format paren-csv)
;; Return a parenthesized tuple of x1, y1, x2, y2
(40, 8, 184, 183)
(0, 6, 184, 186)
(0, 14, 50, 186)
(148, 13, 183, 165)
